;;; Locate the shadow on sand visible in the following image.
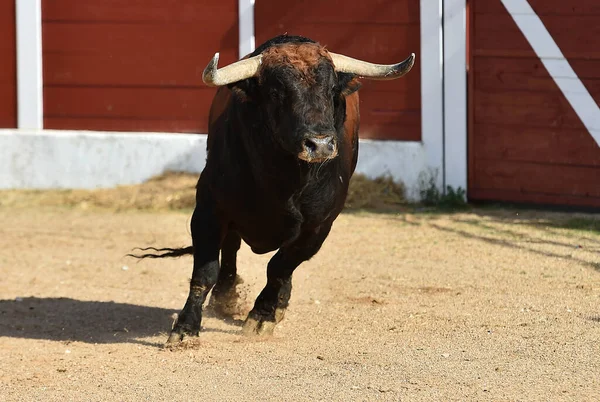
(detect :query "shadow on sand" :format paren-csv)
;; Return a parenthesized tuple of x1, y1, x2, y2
(0, 297, 245, 346)
(0, 297, 179, 346)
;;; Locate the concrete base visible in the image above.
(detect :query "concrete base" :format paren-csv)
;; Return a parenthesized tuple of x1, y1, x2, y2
(0, 129, 430, 201)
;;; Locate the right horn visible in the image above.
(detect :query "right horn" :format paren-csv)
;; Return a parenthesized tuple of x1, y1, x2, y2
(329, 52, 416, 80)
(202, 53, 263, 87)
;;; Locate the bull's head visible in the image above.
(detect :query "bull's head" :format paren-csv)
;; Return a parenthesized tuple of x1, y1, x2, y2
(202, 37, 415, 163)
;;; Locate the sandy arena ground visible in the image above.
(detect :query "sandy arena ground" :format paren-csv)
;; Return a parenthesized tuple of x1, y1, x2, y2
(0, 199, 599, 400)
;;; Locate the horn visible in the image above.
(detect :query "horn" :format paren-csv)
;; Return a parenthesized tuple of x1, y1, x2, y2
(202, 53, 263, 87)
(329, 52, 416, 80)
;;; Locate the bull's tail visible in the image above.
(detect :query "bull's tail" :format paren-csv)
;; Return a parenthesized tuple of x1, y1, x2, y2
(127, 246, 194, 259)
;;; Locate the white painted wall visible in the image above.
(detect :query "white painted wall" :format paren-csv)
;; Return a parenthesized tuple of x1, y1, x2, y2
(0, 130, 430, 200)
(355, 140, 426, 200)
(0, 130, 208, 189)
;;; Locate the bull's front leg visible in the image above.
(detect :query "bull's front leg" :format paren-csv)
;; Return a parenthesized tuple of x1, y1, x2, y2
(167, 200, 223, 344)
(242, 223, 332, 336)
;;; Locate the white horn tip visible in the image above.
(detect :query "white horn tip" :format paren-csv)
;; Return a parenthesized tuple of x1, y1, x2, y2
(202, 52, 221, 87)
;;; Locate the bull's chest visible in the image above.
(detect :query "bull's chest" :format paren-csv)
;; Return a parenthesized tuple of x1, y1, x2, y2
(231, 205, 303, 254)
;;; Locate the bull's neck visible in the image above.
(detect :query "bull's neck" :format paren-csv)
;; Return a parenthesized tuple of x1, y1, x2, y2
(231, 105, 309, 201)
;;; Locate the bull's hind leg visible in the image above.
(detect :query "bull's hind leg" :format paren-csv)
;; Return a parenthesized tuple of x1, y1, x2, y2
(207, 231, 243, 318)
(167, 201, 223, 344)
(242, 224, 332, 336)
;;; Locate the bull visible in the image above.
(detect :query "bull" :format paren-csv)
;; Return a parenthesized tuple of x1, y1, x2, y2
(137, 34, 415, 344)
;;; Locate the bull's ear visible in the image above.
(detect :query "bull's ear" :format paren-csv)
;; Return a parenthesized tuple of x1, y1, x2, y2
(227, 78, 256, 101)
(338, 73, 362, 96)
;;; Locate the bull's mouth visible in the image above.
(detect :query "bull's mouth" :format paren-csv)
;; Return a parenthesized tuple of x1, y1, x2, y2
(297, 148, 338, 163)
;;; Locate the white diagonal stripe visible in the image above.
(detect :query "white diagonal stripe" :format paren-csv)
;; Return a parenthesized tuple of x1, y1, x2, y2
(501, 0, 600, 146)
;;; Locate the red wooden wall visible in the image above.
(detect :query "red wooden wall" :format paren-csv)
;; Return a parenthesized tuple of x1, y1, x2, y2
(255, 0, 421, 141)
(41, 0, 238, 133)
(469, 1, 600, 208)
(0, 0, 17, 128)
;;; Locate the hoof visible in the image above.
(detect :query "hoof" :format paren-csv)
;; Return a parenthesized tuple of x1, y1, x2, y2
(165, 313, 200, 345)
(166, 331, 184, 344)
(241, 317, 276, 337)
(241, 308, 286, 337)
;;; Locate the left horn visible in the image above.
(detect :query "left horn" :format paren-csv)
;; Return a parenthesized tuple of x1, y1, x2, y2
(329, 52, 416, 80)
(202, 53, 263, 86)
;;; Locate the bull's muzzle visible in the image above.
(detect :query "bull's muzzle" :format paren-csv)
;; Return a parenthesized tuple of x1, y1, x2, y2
(299, 135, 338, 163)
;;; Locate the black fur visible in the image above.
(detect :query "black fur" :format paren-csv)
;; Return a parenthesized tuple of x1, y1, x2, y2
(134, 34, 362, 342)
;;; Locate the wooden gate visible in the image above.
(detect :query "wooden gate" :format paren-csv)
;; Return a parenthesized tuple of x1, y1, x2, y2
(255, 0, 421, 141)
(41, 0, 238, 133)
(468, 1, 600, 208)
(0, 0, 16, 128)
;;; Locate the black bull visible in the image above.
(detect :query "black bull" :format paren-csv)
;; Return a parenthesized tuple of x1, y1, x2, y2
(134, 35, 415, 344)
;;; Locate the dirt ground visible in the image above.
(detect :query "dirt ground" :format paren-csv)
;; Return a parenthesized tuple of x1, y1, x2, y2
(1, 180, 599, 401)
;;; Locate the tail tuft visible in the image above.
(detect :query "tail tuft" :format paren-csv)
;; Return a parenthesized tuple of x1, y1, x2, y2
(127, 246, 194, 259)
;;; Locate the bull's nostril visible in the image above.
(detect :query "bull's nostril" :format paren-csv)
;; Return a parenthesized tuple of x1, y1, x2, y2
(301, 135, 336, 160)
(304, 139, 317, 153)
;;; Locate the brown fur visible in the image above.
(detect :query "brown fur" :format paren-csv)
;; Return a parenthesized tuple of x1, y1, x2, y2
(344, 91, 361, 172)
(259, 43, 333, 84)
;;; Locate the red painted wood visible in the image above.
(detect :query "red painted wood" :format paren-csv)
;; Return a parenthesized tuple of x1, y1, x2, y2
(44, 87, 216, 121)
(473, 124, 600, 167)
(42, 0, 238, 133)
(0, 0, 16, 128)
(468, 0, 600, 208)
(469, 188, 600, 209)
(44, 117, 204, 133)
(255, 0, 421, 141)
(473, 160, 600, 198)
(475, 1, 600, 16)
(42, 0, 236, 22)
(255, 0, 419, 25)
(42, 23, 237, 87)
(474, 14, 600, 60)
(474, 90, 591, 129)
(474, 57, 600, 91)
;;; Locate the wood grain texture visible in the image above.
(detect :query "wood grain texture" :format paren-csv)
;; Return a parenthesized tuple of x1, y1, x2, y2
(42, 0, 237, 133)
(474, 14, 600, 60)
(473, 124, 600, 167)
(42, 0, 236, 22)
(475, 0, 600, 16)
(468, 0, 600, 208)
(44, 87, 215, 120)
(43, 117, 204, 133)
(255, 0, 419, 25)
(255, 0, 421, 141)
(473, 160, 600, 198)
(0, 0, 16, 128)
(469, 188, 600, 209)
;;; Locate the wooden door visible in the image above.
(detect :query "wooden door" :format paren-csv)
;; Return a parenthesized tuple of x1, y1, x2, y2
(469, 0, 600, 208)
